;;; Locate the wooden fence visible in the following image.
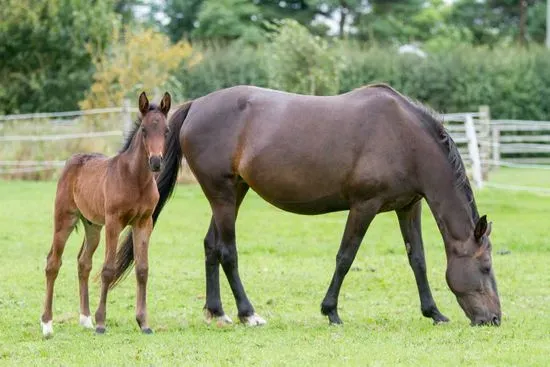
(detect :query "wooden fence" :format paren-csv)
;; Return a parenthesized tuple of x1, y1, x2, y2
(2, 105, 550, 190)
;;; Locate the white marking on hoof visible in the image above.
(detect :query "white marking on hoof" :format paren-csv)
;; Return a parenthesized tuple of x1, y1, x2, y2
(240, 313, 267, 326)
(41, 320, 53, 338)
(79, 314, 94, 329)
(204, 309, 233, 326)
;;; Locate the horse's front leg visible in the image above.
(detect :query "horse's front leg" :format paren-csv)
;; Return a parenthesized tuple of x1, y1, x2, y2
(132, 217, 153, 334)
(321, 200, 380, 324)
(396, 201, 449, 324)
(94, 216, 123, 334)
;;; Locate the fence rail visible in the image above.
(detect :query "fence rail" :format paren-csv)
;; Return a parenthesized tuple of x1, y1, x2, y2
(1, 105, 550, 195)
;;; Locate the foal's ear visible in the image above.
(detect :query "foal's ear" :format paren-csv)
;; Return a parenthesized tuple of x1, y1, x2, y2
(474, 215, 491, 243)
(138, 91, 149, 116)
(160, 92, 171, 116)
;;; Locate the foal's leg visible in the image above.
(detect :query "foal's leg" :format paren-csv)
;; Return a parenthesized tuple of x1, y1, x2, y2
(132, 217, 153, 334)
(203, 181, 250, 326)
(94, 216, 123, 333)
(77, 221, 102, 329)
(41, 208, 78, 337)
(321, 201, 379, 324)
(396, 201, 449, 324)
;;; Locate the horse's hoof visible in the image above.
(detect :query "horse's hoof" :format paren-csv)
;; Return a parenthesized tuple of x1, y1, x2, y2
(79, 314, 94, 329)
(142, 328, 153, 334)
(433, 316, 450, 325)
(327, 312, 343, 325)
(239, 313, 267, 327)
(95, 326, 106, 334)
(41, 320, 53, 338)
(204, 309, 233, 326)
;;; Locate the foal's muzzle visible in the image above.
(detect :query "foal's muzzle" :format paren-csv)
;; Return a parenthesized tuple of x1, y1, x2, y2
(149, 155, 162, 172)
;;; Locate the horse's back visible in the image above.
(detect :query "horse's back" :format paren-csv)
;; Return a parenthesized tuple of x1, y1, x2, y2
(182, 85, 435, 213)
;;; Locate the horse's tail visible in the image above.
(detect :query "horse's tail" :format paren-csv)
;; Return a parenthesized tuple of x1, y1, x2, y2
(109, 101, 193, 289)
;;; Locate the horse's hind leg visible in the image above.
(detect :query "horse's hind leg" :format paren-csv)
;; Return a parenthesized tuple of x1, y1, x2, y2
(321, 200, 380, 325)
(202, 217, 233, 326)
(206, 179, 265, 326)
(77, 220, 102, 329)
(41, 206, 78, 337)
(396, 201, 449, 324)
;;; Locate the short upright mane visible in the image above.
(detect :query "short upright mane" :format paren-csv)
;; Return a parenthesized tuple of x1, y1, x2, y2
(119, 103, 159, 153)
(370, 84, 479, 222)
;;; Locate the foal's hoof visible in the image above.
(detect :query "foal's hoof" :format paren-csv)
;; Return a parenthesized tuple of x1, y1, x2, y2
(204, 309, 233, 327)
(141, 328, 153, 334)
(41, 320, 53, 338)
(95, 326, 106, 334)
(79, 314, 94, 329)
(239, 313, 267, 327)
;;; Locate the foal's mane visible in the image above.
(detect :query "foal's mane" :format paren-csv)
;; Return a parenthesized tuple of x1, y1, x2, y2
(370, 84, 480, 223)
(119, 103, 159, 153)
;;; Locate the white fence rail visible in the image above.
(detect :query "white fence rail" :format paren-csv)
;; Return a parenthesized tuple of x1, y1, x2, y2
(2, 105, 550, 195)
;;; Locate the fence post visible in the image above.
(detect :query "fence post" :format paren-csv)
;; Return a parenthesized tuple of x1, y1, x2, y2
(491, 125, 500, 169)
(465, 114, 483, 189)
(478, 105, 491, 179)
(122, 99, 133, 135)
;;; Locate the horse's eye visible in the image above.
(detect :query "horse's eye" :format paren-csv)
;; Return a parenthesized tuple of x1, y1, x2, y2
(164, 128, 169, 137)
(481, 266, 491, 274)
(141, 127, 147, 137)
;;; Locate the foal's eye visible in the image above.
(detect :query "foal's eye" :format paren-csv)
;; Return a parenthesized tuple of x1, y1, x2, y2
(481, 266, 491, 274)
(141, 127, 147, 137)
(164, 128, 169, 137)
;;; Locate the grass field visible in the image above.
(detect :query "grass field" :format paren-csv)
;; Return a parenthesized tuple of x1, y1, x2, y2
(0, 171, 549, 366)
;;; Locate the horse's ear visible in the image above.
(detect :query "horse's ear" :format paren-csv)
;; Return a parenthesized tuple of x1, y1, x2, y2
(160, 92, 171, 116)
(138, 92, 149, 116)
(474, 215, 489, 243)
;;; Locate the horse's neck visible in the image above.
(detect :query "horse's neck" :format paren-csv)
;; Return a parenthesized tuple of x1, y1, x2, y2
(120, 133, 153, 186)
(424, 183, 476, 256)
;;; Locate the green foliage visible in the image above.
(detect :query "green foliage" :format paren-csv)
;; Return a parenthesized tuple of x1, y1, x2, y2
(0, 0, 118, 114)
(266, 20, 341, 95)
(175, 41, 269, 99)
(163, 0, 204, 42)
(192, 0, 266, 43)
(176, 39, 550, 119)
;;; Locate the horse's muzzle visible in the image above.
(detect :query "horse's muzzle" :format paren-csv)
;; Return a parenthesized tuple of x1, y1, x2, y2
(149, 155, 162, 172)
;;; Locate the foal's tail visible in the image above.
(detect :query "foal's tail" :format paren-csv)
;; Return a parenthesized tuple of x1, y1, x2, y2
(109, 101, 193, 289)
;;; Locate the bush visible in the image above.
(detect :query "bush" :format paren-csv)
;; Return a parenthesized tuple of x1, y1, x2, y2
(175, 41, 268, 99)
(266, 20, 341, 96)
(176, 35, 550, 119)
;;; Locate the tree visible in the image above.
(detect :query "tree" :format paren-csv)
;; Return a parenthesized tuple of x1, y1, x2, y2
(449, 0, 545, 46)
(192, 0, 266, 43)
(354, 0, 429, 44)
(163, 0, 204, 42)
(0, 0, 117, 114)
(80, 28, 195, 109)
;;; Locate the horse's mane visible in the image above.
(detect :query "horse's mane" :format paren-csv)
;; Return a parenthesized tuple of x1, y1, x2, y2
(369, 84, 480, 223)
(119, 103, 159, 153)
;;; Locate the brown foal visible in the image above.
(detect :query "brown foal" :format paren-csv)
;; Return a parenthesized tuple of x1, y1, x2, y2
(40, 91, 171, 337)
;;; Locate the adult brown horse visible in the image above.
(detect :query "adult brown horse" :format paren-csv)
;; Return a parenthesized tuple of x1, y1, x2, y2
(41, 92, 171, 337)
(112, 84, 501, 327)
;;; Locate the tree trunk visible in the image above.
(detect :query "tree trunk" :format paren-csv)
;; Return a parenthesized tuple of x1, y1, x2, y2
(339, 0, 349, 39)
(519, 0, 527, 46)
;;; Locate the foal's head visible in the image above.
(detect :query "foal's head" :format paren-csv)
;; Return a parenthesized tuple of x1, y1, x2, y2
(446, 215, 501, 326)
(138, 91, 171, 172)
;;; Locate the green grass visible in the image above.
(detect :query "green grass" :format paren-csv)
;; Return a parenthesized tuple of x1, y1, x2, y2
(0, 176, 549, 366)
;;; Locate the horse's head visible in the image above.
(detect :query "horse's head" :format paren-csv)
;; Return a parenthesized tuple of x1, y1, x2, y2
(138, 91, 171, 172)
(446, 215, 501, 326)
